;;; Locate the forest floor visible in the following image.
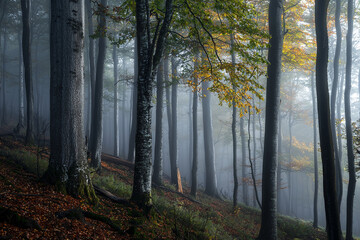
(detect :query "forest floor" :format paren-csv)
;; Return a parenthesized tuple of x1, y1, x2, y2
(0, 131, 329, 239)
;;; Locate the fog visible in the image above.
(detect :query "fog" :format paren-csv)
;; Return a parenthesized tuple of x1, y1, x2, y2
(2, 0, 360, 237)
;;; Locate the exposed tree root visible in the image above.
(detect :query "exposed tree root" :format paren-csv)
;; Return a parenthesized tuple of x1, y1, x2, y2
(0, 206, 41, 230)
(93, 184, 130, 206)
(55, 208, 124, 233)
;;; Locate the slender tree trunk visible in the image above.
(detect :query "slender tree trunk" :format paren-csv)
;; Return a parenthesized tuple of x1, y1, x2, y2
(1, 28, 6, 126)
(345, 0, 356, 238)
(86, 0, 95, 141)
(153, 61, 164, 186)
(331, 0, 343, 209)
(240, 117, 248, 205)
(188, 89, 193, 177)
(202, 81, 218, 197)
(90, 0, 107, 169)
(252, 97, 257, 207)
(231, 34, 238, 207)
(21, 0, 34, 144)
(113, 45, 119, 156)
(311, 71, 318, 228)
(277, 113, 282, 212)
(249, 110, 261, 209)
(288, 103, 292, 214)
(128, 39, 138, 163)
(15, 30, 25, 133)
(170, 57, 178, 186)
(257, 0, 283, 238)
(45, 0, 97, 202)
(122, 58, 126, 157)
(315, 0, 342, 238)
(337, 69, 345, 163)
(190, 53, 199, 197)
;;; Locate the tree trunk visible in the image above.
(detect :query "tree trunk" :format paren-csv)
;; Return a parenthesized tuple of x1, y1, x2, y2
(202, 81, 218, 197)
(311, 72, 319, 228)
(131, 0, 173, 207)
(128, 39, 138, 163)
(337, 69, 345, 164)
(190, 53, 199, 197)
(231, 34, 238, 207)
(252, 97, 257, 208)
(240, 117, 248, 205)
(153, 61, 164, 186)
(288, 99, 292, 214)
(170, 57, 178, 186)
(1, 28, 6, 126)
(15, 30, 25, 133)
(315, 0, 342, 238)
(113, 45, 119, 156)
(21, 0, 34, 144)
(345, 0, 356, 239)
(90, 0, 107, 169)
(277, 112, 282, 212)
(45, 0, 97, 202)
(257, 0, 283, 238)
(86, 0, 95, 141)
(331, 0, 343, 209)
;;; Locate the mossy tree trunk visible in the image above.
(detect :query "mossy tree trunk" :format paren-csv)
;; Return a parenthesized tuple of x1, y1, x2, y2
(45, 0, 97, 203)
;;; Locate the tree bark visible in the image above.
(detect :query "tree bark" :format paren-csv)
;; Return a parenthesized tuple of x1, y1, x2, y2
(86, 0, 95, 141)
(345, 0, 356, 239)
(257, 0, 283, 239)
(231, 34, 238, 207)
(113, 45, 119, 156)
(202, 81, 218, 197)
(153, 61, 164, 185)
(131, 0, 173, 207)
(311, 72, 318, 228)
(170, 57, 178, 186)
(240, 117, 248, 205)
(15, 30, 25, 134)
(21, 0, 34, 144)
(331, 0, 343, 209)
(90, 0, 107, 170)
(315, 0, 342, 238)
(1, 28, 6, 126)
(190, 53, 199, 197)
(128, 39, 138, 163)
(45, 0, 97, 202)
(277, 112, 282, 212)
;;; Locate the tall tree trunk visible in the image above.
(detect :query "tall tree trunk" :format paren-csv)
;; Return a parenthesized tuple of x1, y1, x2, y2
(249, 110, 261, 209)
(190, 53, 199, 197)
(1, 28, 6, 126)
(331, 0, 343, 209)
(131, 0, 173, 207)
(252, 98, 257, 207)
(15, 30, 25, 133)
(202, 81, 218, 197)
(21, 0, 34, 144)
(188, 89, 193, 177)
(311, 71, 319, 228)
(45, 0, 97, 202)
(113, 45, 119, 156)
(170, 57, 178, 186)
(277, 112, 282, 212)
(345, 0, 356, 238)
(86, 0, 95, 141)
(128, 39, 138, 163)
(315, 0, 342, 238)
(240, 117, 248, 205)
(90, 0, 107, 169)
(337, 69, 345, 164)
(288, 100, 293, 214)
(257, 0, 283, 238)
(231, 34, 238, 207)
(122, 57, 126, 157)
(164, 56, 172, 168)
(153, 61, 164, 185)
